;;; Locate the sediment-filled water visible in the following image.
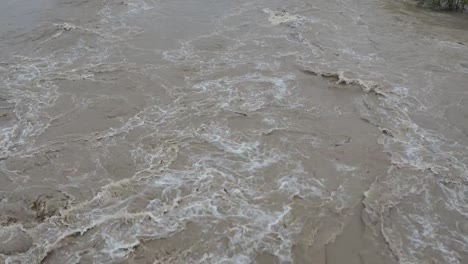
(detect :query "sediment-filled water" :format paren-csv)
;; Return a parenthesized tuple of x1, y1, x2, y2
(0, 0, 467, 263)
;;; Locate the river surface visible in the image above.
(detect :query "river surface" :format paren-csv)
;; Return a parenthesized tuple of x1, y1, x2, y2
(0, 0, 467, 263)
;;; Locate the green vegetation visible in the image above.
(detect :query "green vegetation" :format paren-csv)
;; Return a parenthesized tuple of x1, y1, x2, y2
(416, 0, 467, 11)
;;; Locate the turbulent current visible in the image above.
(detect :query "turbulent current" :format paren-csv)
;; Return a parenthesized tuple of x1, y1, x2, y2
(0, 0, 467, 263)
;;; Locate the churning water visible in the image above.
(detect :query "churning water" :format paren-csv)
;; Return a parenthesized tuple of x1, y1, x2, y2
(0, 0, 467, 263)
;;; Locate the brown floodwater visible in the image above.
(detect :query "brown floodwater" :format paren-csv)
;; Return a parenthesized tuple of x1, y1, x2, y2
(0, 0, 467, 263)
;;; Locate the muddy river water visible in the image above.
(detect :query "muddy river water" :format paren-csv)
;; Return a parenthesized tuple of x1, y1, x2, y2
(0, 0, 468, 263)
